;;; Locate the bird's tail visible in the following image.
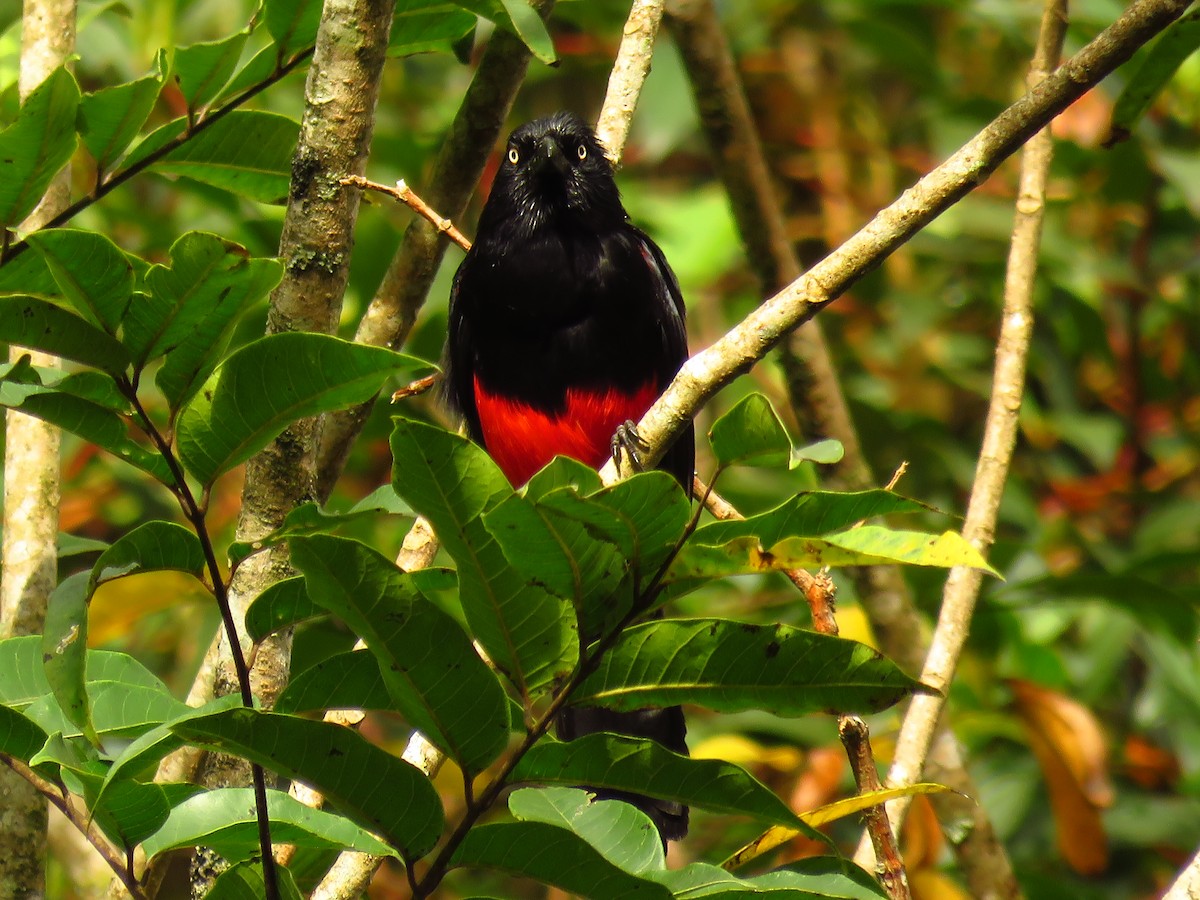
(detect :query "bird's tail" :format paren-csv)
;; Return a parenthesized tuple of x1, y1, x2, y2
(556, 705, 689, 844)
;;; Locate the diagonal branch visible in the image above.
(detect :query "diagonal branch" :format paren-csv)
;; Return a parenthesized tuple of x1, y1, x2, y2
(859, 0, 1070, 858)
(599, 0, 1192, 485)
(595, 0, 665, 162)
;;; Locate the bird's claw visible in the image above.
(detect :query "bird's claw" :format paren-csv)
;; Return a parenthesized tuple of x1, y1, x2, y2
(611, 420, 650, 473)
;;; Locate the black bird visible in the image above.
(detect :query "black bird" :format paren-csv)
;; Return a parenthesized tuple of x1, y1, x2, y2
(443, 111, 694, 842)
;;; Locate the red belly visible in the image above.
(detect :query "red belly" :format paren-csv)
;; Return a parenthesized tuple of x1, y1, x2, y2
(474, 378, 658, 487)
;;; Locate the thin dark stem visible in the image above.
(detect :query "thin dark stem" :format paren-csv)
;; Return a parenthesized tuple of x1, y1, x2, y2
(414, 477, 709, 897)
(1, 756, 149, 900)
(119, 381, 279, 900)
(0, 46, 315, 266)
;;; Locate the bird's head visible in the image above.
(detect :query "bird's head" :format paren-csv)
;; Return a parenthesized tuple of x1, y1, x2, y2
(478, 112, 626, 238)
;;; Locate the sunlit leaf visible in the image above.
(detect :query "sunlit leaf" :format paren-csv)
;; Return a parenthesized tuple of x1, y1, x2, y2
(142, 787, 397, 862)
(275, 649, 392, 714)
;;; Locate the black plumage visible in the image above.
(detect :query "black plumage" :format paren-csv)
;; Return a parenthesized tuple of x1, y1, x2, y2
(443, 111, 694, 842)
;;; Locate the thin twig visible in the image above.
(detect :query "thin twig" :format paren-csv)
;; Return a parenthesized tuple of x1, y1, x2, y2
(859, 0, 1069, 865)
(695, 477, 908, 896)
(342, 176, 470, 251)
(2, 757, 148, 900)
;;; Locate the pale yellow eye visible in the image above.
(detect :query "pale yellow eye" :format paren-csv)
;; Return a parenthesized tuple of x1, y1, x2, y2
(508, 147, 519, 164)
(576, 143, 587, 161)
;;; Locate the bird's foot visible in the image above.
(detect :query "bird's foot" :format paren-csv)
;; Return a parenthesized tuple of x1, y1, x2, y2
(611, 420, 649, 473)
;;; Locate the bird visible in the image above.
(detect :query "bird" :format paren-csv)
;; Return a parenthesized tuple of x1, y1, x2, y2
(443, 111, 694, 843)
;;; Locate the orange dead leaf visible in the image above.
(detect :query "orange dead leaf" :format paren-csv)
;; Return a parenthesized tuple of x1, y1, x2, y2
(902, 792, 944, 871)
(1011, 679, 1111, 875)
(1124, 734, 1180, 791)
(909, 867, 971, 900)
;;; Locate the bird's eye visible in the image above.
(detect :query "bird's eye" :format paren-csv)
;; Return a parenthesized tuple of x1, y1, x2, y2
(508, 147, 519, 165)
(576, 143, 588, 161)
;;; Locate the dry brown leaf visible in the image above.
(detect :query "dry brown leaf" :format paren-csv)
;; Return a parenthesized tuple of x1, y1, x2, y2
(1012, 679, 1110, 875)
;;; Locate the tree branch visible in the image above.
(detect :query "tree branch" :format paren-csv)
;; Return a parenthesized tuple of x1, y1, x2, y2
(595, 0, 665, 162)
(315, 1, 555, 497)
(599, 0, 1191, 486)
(857, 0, 1070, 870)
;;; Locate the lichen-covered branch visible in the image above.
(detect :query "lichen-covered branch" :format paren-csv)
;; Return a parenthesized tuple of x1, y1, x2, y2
(600, 0, 1190, 486)
(315, 1, 554, 497)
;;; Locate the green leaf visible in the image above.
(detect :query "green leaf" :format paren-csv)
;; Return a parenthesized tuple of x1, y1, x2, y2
(290, 535, 509, 773)
(219, 45, 284, 103)
(89, 521, 206, 592)
(206, 861, 303, 900)
(0, 372, 171, 482)
(709, 393, 843, 469)
(508, 786, 664, 874)
(655, 858, 887, 898)
(450, 821, 671, 898)
(692, 490, 930, 547)
(243, 576, 320, 642)
(573, 619, 922, 716)
(177, 332, 428, 487)
(41, 573, 97, 745)
(390, 418, 577, 699)
(0, 67, 80, 229)
(25, 680, 188, 741)
(671, 528, 996, 582)
(172, 708, 444, 859)
(142, 787, 397, 862)
(1108, 10, 1200, 144)
(483, 492, 629, 636)
(513, 734, 805, 829)
(0, 296, 131, 374)
(98, 695, 243, 797)
(0, 704, 50, 762)
(523, 454, 604, 500)
(0, 243, 60, 296)
(265, 0, 321, 60)
(228, 486, 411, 568)
(129, 234, 280, 408)
(174, 31, 249, 113)
(453, 1, 555, 64)
(275, 649, 393, 715)
(78, 51, 166, 172)
(57, 533, 110, 558)
(152, 109, 297, 203)
(0, 636, 169, 710)
(26, 230, 134, 334)
(65, 767, 171, 850)
(390, 1, 477, 57)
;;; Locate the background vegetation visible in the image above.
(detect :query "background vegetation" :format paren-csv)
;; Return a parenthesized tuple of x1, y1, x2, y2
(1, 0, 1198, 898)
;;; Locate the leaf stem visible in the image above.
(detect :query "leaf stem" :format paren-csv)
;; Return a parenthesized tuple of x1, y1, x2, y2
(119, 380, 280, 900)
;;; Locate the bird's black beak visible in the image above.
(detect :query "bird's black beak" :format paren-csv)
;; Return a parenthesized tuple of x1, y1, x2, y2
(534, 136, 571, 177)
